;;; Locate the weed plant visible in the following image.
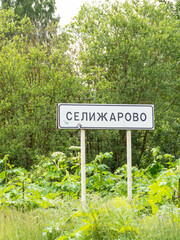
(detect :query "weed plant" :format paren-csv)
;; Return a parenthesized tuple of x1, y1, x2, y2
(0, 196, 179, 240)
(0, 149, 179, 239)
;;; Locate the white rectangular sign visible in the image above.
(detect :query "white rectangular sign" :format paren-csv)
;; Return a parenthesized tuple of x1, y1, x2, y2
(57, 103, 154, 130)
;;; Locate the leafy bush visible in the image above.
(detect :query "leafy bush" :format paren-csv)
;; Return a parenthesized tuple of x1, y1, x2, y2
(0, 149, 180, 239)
(0, 149, 179, 212)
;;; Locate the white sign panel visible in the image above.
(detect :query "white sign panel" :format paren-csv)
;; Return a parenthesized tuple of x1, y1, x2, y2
(57, 103, 154, 130)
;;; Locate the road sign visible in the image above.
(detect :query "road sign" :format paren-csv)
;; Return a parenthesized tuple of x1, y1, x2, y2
(57, 103, 154, 130)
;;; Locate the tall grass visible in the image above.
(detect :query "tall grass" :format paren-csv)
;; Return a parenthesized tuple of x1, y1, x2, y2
(0, 196, 179, 240)
(0, 207, 47, 240)
(0, 197, 80, 240)
(137, 216, 180, 240)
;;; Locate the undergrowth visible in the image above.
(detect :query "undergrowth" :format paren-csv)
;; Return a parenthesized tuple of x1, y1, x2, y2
(0, 195, 179, 240)
(0, 148, 179, 239)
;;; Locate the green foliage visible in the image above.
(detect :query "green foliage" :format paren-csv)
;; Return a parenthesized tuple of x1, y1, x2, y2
(0, 198, 179, 240)
(0, 1, 179, 169)
(1, 0, 59, 27)
(0, 149, 180, 239)
(1, 0, 59, 43)
(0, 150, 179, 213)
(59, 197, 138, 240)
(0, 4, 179, 239)
(0, 9, 83, 167)
(1, 198, 179, 240)
(69, 0, 180, 167)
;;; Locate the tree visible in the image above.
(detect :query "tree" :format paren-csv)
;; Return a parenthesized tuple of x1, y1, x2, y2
(0, 9, 83, 168)
(1, 0, 59, 41)
(69, 0, 180, 167)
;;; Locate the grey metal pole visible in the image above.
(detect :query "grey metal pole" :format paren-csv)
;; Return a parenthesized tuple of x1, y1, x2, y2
(80, 129, 86, 204)
(127, 130, 132, 201)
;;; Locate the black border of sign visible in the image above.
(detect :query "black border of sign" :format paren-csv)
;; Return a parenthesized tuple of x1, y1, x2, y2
(57, 103, 155, 130)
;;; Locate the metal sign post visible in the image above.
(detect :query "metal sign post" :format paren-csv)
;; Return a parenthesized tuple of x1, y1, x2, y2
(57, 103, 154, 203)
(80, 129, 86, 204)
(127, 130, 132, 201)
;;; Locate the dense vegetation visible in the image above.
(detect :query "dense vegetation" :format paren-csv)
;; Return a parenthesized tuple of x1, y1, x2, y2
(0, 150, 180, 239)
(0, 0, 179, 168)
(70, 0, 180, 166)
(0, 0, 180, 239)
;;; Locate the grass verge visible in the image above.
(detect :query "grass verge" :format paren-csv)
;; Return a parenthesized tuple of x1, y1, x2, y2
(0, 196, 179, 240)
